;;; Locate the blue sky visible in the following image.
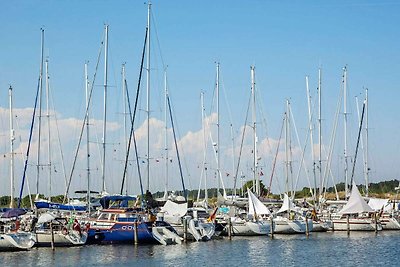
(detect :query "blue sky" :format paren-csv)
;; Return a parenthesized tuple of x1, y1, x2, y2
(0, 1, 400, 197)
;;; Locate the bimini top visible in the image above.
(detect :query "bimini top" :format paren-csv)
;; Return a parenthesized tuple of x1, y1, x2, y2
(100, 195, 136, 209)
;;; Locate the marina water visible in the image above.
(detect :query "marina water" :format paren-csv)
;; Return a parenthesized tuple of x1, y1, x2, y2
(2, 231, 399, 266)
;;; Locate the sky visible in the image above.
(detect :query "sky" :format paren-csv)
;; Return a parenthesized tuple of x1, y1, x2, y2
(1, 0, 400, 198)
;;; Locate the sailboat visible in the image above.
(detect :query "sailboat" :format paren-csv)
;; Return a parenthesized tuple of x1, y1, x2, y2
(0, 86, 36, 251)
(331, 182, 381, 231)
(273, 193, 313, 234)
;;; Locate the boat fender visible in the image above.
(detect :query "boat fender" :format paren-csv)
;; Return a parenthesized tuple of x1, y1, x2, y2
(84, 222, 90, 232)
(62, 227, 69, 235)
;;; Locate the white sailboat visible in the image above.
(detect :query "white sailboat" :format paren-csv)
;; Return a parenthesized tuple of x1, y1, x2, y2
(331, 182, 381, 231)
(0, 86, 36, 251)
(368, 198, 400, 230)
(274, 193, 313, 234)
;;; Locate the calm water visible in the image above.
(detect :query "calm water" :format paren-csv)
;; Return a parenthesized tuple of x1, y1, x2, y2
(2, 231, 399, 266)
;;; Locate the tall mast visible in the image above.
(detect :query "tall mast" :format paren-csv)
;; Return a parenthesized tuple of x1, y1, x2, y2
(163, 69, 169, 199)
(45, 59, 52, 202)
(216, 62, 221, 195)
(122, 63, 128, 195)
(364, 88, 369, 196)
(102, 24, 109, 193)
(201, 92, 208, 201)
(251, 66, 259, 195)
(9, 86, 15, 208)
(36, 28, 45, 197)
(285, 99, 290, 194)
(306, 76, 317, 204)
(146, 1, 152, 191)
(85, 62, 91, 212)
(317, 68, 322, 202)
(343, 66, 349, 197)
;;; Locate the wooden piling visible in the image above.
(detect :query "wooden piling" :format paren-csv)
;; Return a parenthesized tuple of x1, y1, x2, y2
(183, 218, 188, 243)
(270, 217, 274, 239)
(346, 215, 350, 236)
(228, 218, 232, 240)
(50, 222, 55, 250)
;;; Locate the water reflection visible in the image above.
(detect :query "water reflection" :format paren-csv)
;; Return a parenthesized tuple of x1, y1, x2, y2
(2, 232, 400, 266)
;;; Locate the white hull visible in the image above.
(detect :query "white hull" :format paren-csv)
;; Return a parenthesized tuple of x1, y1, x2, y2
(152, 226, 182, 245)
(225, 218, 270, 236)
(273, 218, 313, 234)
(0, 232, 36, 251)
(35, 230, 87, 246)
(311, 221, 331, 232)
(188, 219, 215, 241)
(332, 218, 382, 231)
(380, 217, 400, 230)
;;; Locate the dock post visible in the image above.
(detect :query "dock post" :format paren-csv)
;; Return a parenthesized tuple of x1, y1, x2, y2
(228, 217, 232, 240)
(374, 213, 378, 233)
(346, 215, 350, 236)
(50, 222, 55, 250)
(270, 217, 274, 239)
(183, 218, 188, 243)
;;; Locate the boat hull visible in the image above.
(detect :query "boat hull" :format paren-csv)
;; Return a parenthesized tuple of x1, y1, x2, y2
(0, 232, 35, 251)
(331, 218, 382, 231)
(35, 230, 87, 247)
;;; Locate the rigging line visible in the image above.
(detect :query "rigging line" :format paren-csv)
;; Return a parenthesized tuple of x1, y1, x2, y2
(321, 78, 343, 201)
(167, 94, 187, 201)
(49, 72, 68, 191)
(18, 28, 44, 208)
(233, 93, 252, 193)
(120, 70, 143, 197)
(120, 27, 148, 199)
(350, 100, 366, 187)
(150, 9, 166, 70)
(289, 104, 314, 200)
(266, 114, 284, 198)
(63, 30, 104, 203)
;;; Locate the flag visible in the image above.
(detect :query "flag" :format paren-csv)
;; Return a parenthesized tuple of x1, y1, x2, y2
(207, 207, 218, 222)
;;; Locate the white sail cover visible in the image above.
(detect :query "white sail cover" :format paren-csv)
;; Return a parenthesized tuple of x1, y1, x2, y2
(161, 200, 188, 218)
(277, 193, 295, 214)
(339, 182, 374, 214)
(37, 213, 56, 224)
(368, 198, 392, 212)
(247, 189, 271, 215)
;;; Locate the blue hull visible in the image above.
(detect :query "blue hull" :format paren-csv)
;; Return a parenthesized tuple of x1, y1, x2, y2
(87, 221, 171, 244)
(34, 201, 86, 211)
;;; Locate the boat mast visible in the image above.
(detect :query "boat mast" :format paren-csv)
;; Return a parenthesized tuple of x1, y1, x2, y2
(284, 99, 290, 194)
(163, 69, 169, 200)
(251, 66, 259, 195)
(122, 63, 128, 195)
(306, 76, 317, 204)
(9, 86, 15, 208)
(102, 24, 109, 193)
(364, 88, 369, 196)
(85, 62, 91, 211)
(343, 66, 349, 197)
(146, 1, 151, 192)
(216, 62, 221, 196)
(36, 28, 45, 198)
(201, 91, 208, 201)
(317, 68, 322, 203)
(45, 59, 52, 202)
